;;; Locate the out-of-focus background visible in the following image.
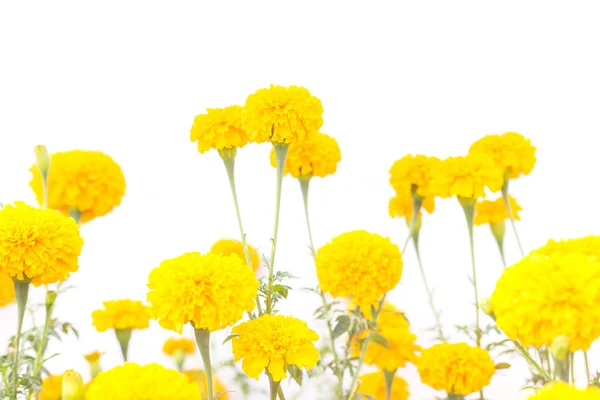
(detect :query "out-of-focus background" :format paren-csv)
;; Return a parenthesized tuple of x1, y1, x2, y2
(1, 2, 600, 398)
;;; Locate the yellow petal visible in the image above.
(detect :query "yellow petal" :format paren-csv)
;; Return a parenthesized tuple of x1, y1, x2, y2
(267, 357, 286, 382)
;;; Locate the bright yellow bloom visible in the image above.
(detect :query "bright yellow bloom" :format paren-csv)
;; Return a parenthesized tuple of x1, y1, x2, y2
(474, 196, 521, 225)
(39, 374, 63, 400)
(86, 363, 200, 400)
(0, 272, 15, 307)
(84, 351, 102, 363)
(231, 314, 319, 382)
(534, 236, 600, 259)
(316, 230, 403, 308)
(183, 369, 229, 400)
(0, 202, 83, 286)
(163, 337, 196, 356)
(30, 150, 126, 223)
(269, 132, 341, 178)
(389, 155, 441, 198)
(357, 371, 409, 400)
(491, 252, 600, 351)
(147, 252, 258, 333)
(352, 304, 419, 370)
(210, 239, 261, 273)
(190, 105, 249, 154)
(91, 300, 151, 332)
(242, 85, 323, 144)
(429, 154, 504, 199)
(469, 132, 536, 179)
(417, 343, 495, 396)
(528, 382, 600, 399)
(388, 188, 435, 220)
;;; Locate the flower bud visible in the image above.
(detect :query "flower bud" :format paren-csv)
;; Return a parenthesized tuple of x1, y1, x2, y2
(62, 370, 85, 400)
(45, 290, 57, 308)
(479, 297, 494, 317)
(551, 335, 570, 361)
(490, 221, 506, 246)
(173, 348, 186, 371)
(35, 145, 51, 178)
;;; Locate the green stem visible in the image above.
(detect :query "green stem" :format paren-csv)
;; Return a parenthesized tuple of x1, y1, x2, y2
(502, 178, 525, 257)
(299, 177, 316, 253)
(269, 377, 280, 400)
(403, 187, 423, 253)
(570, 352, 575, 384)
(115, 328, 132, 362)
(11, 279, 30, 400)
(514, 342, 551, 382)
(195, 329, 214, 400)
(383, 369, 396, 400)
(554, 353, 570, 383)
(448, 394, 466, 400)
(585, 351, 591, 384)
(266, 143, 289, 315)
(277, 386, 286, 400)
(41, 172, 49, 209)
(32, 301, 54, 379)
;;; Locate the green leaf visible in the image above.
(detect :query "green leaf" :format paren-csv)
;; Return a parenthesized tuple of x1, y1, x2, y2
(273, 284, 289, 299)
(332, 315, 350, 340)
(370, 333, 390, 349)
(222, 334, 240, 345)
(287, 364, 303, 386)
(495, 362, 511, 370)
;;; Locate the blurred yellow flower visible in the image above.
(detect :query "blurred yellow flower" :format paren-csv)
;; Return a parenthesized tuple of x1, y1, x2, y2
(388, 188, 435, 220)
(86, 363, 200, 400)
(190, 105, 249, 154)
(30, 150, 126, 223)
(534, 236, 600, 259)
(0, 202, 83, 286)
(147, 252, 258, 333)
(389, 155, 441, 198)
(528, 382, 600, 399)
(183, 369, 229, 400)
(231, 314, 319, 382)
(491, 252, 600, 351)
(469, 132, 536, 179)
(357, 371, 409, 400)
(0, 272, 15, 307)
(352, 304, 419, 371)
(39, 374, 63, 400)
(92, 300, 150, 332)
(242, 85, 323, 144)
(429, 154, 504, 199)
(316, 230, 403, 308)
(474, 196, 521, 225)
(163, 337, 196, 356)
(417, 342, 495, 396)
(84, 351, 102, 363)
(269, 132, 341, 178)
(210, 239, 261, 273)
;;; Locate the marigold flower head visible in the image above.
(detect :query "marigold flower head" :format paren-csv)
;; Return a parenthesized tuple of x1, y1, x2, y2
(86, 363, 200, 400)
(269, 132, 341, 178)
(389, 155, 442, 198)
(534, 236, 600, 259)
(242, 85, 324, 144)
(469, 132, 536, 179)
(0, 202, 83, 285)
(231, 314, 319, 382)
(528, 382, 600, 399)
(474, 196, 521, 225)
(357, 371, 409, 400)
(316, 230, 403, 308)
(147, 252, 258, 333)
(352, 304, 419, 370)
(388, 189, 435, 220)
(84, 351, 102, 363)
(92, 300, 150, 332)
(39, 374, 63, 400)
(491, 252, 600, 351)
(210, 239, 261, 273)
(0, 272, 15, 307)
(30, 150, 126, 223)
(183, 369, 229, 400)
(163, 337, 196, 356)
(417, 342, 495, 396)
(190, 105, 249, 154)
(429, 154, 504, 199)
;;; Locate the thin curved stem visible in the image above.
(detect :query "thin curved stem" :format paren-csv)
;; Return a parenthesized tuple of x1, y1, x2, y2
(514, 341, 552, 382)
(459, 197, 481, 347)
(502, 179, 525, 257)
(11, 279, 30, 400)
(585, 351, 591, 385)
(32, 302, 54, 379)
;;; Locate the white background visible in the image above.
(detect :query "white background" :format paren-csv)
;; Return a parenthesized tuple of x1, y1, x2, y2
(1, 2, 600, 399)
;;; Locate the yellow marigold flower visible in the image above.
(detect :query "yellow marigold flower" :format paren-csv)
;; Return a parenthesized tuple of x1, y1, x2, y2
(417, 343, 495, 396)
(84, 351, 102, 363)
(0, 202, 83, 285)
(231, 314, 319, 382)
(183, 369, 229, 400)
(469, 132, 536, 179)
(389, 155, 441, 198)
(0, 272, 15, 307)
(357, 371, 409, 400)
(147, 252, 258, 333)
(352, 304, 419, 370)
(163, 337, 196, 356)
(242, 85, 323, 144)
(39, 374, 63, 400)
(210, 239, 261, 273)
(269, 132, 341, 178)
(429, 154, 504, 199)
(534, 236, 600, 259)
(86, 363, 200, 400)
(474, 196, 521, 225)
(491, 252, 600, 351)
(30, 150, 126, 223)
(388, 189, 435, 220)
(528, 382, 600, 399)
(190, 105, 249, 154)
(92, 300, 151, 332)
(316, 230, 403, 308)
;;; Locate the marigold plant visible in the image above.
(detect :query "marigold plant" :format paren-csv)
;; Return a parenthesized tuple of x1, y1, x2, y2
(0, 272, 15, 307)
(183, 370, 230, 400)
(92, 300, 151, 332)
(389, 154, 441, 198)
(190, 105, 249, 154)
(39, 374, 63, 400)
(357, 371, 409, 400)
(210, 239, 261, 273)
(528, 382, 600, 399)
(163, 337, 196, 356)
(469, 131, 536, 179)
(474, 195, 521, 225)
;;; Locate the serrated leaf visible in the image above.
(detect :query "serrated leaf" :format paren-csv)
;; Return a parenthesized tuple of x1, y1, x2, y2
(370, 333, 390, 349)
(332, 315, 350, 340)
(287, 364, 303, 386)
(222, 334, 240, 345)
(273, 284, 289, 298)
